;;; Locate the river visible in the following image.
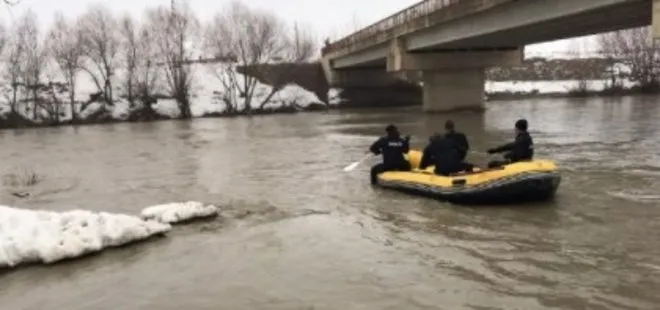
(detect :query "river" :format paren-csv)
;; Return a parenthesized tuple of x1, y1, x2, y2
(1, 95, 659, 310)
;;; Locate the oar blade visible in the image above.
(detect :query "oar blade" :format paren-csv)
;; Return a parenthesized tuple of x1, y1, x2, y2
(342, 161, 360, 172)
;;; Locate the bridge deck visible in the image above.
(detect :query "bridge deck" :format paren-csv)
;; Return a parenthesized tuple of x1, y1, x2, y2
(321, 0, 514, 57)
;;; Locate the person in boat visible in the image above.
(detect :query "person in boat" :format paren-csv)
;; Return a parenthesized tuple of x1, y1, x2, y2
(443, 120, 474, 172)
(487, 118, 534, 168)
(369, 124, 411, 184)
(418, 132, 441, 168)
(419, 133, 463, 176)
(444, 120, 469, 161)
(419, 133, 438, 169)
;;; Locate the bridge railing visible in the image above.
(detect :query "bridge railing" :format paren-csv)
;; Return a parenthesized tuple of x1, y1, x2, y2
(322, 0, 463, 55)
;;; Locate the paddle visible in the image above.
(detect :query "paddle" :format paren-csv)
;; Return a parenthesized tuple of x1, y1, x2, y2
(342, 152, 372, 172)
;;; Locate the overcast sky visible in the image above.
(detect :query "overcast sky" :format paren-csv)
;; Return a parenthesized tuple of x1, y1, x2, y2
(1, 0, 596, 57)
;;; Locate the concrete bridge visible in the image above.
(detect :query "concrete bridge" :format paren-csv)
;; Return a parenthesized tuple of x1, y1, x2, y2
(321, 0, 660, 112)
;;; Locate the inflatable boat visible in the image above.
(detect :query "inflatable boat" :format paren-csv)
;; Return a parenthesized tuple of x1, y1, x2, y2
(376, 150, 561, 204)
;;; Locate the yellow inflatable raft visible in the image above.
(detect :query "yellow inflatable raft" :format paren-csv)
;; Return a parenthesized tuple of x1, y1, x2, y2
(376, 150, 561, 204)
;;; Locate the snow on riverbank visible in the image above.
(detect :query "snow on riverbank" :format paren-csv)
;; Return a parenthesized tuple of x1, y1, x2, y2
(0, 202, 220, 268)
(0, 62, 327, 123)
(0, 206, 170, 268)
(328, 88, 345, 105)
(141, 201, 218, 224)
(486, 79, 637, 94)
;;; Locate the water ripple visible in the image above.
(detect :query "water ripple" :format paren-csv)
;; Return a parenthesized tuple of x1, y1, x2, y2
(1, 98, 659, 309)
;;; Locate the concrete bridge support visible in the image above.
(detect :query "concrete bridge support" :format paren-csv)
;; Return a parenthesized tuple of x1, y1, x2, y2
(387, 39, 523, 112)
(654, 0, 660, 39)
(421, 69, 485, 112)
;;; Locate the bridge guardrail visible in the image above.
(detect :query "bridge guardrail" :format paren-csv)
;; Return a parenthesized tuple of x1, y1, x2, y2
(322, 0, 462, 55)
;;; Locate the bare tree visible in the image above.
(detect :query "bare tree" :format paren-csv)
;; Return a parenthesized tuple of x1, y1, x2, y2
(204, 1, 317, 113)
(0, 22, 6, 93)
(119, 13, 138, 105)
(205, 1, 282, 113)
(256, 21, 317, 110)
(78, 5, 120, 107)
(17, 10, 48, 121)
(567, 39, 590, 94)
(4, 21, 25, 114)
(0, 22, 6, 57)
(119, 14, 159, 118)
(597, 27, 660, 89)
(144, 3, 199, 119)
(135, 27, 158, 105)
(48, 12, 84, 122)
(286, 22, 317, 62)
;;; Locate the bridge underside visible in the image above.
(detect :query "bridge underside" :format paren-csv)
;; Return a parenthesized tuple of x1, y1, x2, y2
(413, 0, 650, 50)
(331, 0, 650, 69)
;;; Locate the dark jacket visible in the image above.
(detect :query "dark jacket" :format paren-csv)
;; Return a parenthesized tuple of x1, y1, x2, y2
(488, 131, 534, 162)
(420, 136, 462, 175)
(445, 131, 469, 161)
(370, 135, 410, 167)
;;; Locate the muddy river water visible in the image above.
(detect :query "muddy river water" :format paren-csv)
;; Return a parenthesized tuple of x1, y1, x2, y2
(1, 96, 659, 310)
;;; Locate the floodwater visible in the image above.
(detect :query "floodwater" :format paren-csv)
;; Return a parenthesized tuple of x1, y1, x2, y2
(1, 95, 659, 310)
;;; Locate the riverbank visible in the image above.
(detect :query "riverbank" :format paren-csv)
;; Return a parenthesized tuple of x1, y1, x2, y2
(2, 60, 658, 129)
(3, 78, 656, 129)
(484, 79, 660, 100)
(0, 62, 344, 129)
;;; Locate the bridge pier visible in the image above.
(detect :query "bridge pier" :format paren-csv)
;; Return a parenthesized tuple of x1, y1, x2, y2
(654, 0, 660, 39)
(422, 69, 485, 113)
(387, 40, 523, 113)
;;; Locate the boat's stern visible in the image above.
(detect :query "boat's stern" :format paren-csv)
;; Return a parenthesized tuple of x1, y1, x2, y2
(448, 171, 561, 205)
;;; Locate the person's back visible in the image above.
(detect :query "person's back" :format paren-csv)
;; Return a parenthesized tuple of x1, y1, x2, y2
(419, 133, 439, 169)
(444, 120, 469, 162)
(370, 128, 409, 167)
(375, 135, 408, 166)
(420, 135, 462, 176)
(369, 125, 411, 184)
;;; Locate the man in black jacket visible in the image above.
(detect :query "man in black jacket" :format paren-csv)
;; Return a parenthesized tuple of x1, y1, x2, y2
(444, 120, 469, 162)
(369, 124, 411, 184)
(487, 119, 534, 168)
(419, 134, 462, 176)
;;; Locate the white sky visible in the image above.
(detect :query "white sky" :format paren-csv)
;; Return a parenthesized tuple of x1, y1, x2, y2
(0, 0, 598, 57)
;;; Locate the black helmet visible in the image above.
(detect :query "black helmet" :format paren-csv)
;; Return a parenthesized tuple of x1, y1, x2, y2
(385, 124, 398, 133)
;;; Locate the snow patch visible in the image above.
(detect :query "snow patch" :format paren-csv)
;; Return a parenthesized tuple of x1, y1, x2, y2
(0, 206, 171, 268)
(271, 84, 322, 107)
(152, 99, 181, 118)
(140, 201, 219, 224)
(328, 88, 343, 105)
(486, 79, 637, 94)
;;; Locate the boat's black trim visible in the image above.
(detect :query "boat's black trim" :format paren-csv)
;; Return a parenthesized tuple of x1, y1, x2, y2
(377, 171, 561, 205)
